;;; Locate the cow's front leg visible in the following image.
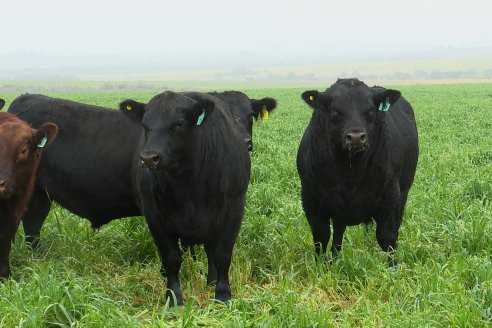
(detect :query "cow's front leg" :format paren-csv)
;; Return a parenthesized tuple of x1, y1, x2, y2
(146, 217, 183, 306)
(0, 230, 13, 279)
(330, 221, 346, 259)
(375, 201, 401, 267)
(204, 243, 217, 285)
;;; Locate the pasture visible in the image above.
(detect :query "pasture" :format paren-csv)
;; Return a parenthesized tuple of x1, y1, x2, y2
(0, 83, 491, 327)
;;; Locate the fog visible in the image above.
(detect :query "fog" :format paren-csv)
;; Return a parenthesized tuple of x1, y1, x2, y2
(1, 0, 491, 79)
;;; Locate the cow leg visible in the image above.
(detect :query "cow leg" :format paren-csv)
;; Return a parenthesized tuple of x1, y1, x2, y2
(308, 214, 331, 258)
(209, 237, 235, 303)
(376, 209, 400, 267)
(204, 243, 217, 285)
(303, 194, 330, 257)
(22, 190, 51, 248)
(0, 218, 18, 280)
(330, 221, 346, 258)
(0, 225, 14, 279)
(146, 218, 183, 307)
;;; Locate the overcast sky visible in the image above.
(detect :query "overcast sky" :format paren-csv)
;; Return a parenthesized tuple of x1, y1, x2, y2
(1, 0, 492, 68)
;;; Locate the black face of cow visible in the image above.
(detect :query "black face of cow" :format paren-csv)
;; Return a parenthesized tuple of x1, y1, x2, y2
(213, 92, 276, 152)
(227, 99, 255, 152)
(121, 92, 215, 171)
(302, 80, 401, 153)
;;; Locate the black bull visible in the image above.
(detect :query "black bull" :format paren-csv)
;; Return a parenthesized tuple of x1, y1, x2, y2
(121, 91, 250, 305)
(297, 78, 419, 266)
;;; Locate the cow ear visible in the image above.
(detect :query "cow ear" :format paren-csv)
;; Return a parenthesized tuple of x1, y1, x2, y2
(188, 99, 215, 126)
(0, 99, 5, 110)
(301, 90, 321, 109)
(251, 97, 277, 120)
(120, 99, 146, 123)
(372, 88, 401, 110)
(35, 123, 58, 148)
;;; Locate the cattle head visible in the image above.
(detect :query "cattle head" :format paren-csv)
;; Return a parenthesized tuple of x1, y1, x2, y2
(211, 91, 276, 151)
(302, 78, 401, 154)
(0, 113, 58, 199)
(120, 91, 215, 171)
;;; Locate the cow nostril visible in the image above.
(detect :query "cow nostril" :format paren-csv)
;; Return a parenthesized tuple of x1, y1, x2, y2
(360, 133, 367, 142)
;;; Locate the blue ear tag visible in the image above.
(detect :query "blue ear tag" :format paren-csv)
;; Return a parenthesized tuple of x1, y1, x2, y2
(378, 97, 391, 112)
(37, 135, 48, 148)
(196, 110, 205, 126)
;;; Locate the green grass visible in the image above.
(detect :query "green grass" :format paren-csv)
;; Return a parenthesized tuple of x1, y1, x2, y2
(1, 83, 491, 327)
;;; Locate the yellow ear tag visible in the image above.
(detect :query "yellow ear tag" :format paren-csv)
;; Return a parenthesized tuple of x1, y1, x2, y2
(261, 106, 269, 120)
(309, 95, 314, 101)
(126, 105, 132, 111)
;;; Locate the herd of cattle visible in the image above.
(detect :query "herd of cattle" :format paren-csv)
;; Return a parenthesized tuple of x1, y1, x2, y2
(0, 78, 419, 306)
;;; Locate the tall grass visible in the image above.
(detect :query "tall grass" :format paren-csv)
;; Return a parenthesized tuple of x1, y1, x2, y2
(0, 83, 491, 327)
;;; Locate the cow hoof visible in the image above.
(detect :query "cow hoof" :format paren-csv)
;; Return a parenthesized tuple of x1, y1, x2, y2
(0, 268, 11, 281)
(166, 291, 183, 307)
(214, 294, 231, 304)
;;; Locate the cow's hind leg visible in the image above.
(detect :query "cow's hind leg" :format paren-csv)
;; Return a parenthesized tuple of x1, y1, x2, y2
(22, 189, 51, 249)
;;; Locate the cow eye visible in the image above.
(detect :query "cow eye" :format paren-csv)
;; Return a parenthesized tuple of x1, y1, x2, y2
(18, 146, 29, 159)
(176, 119, 184, 127)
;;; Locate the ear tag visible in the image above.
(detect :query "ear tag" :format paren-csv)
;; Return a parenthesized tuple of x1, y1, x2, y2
(196, 110, 206, 126)
(309, 95, 314, 101)
(126, 104, 132, 111)
(378, 97, 391, 112)
(37, 135, 48, 148)
(261, 105, 269, 120)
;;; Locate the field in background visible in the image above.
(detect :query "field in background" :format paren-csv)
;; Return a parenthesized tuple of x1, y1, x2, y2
(1, 56, 492, 92)
(0, 83, 491, 326)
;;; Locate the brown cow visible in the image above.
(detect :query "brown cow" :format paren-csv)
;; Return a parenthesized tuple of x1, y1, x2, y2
(0, 108, 58, 279)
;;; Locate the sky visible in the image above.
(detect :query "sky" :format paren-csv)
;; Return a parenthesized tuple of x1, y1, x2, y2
(1, 0, 492, 73)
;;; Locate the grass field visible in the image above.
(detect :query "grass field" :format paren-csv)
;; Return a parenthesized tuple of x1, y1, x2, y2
(0, 83, 491, 327)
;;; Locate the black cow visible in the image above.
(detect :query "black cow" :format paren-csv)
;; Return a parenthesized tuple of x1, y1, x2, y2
(297, 78, 419, 267)
(120, 91, 250, 306)
(8, 94, 142, 246)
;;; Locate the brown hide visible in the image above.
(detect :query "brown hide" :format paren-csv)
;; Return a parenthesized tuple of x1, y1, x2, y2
(0, 112, 58, 278)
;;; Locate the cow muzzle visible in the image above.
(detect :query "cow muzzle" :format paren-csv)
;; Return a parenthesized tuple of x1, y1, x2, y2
(343, 130, 368, 152)
(140, 150, 161, 170)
